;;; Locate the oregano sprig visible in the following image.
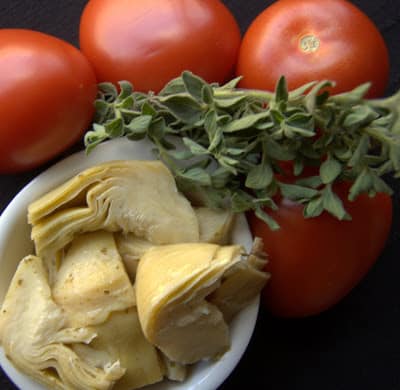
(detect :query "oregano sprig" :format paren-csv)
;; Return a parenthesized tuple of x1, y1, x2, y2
(84, 71, 400, 229)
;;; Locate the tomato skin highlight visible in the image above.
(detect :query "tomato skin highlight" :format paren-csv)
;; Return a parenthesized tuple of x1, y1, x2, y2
(0, 29, 97, 173)
(236, 0, 390, 97)
(248, 182, 393, 318)
(79, 0, 241, 93)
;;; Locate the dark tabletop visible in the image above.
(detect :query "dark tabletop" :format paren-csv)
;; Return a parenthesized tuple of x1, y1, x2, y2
(1, 1, 400, 389)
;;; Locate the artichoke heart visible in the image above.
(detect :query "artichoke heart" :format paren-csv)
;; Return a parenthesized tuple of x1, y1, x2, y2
(0, 255, 125, 390)
(114, 233, 155, 281)
(135, 243, 243, 364)
(194, 207, 235, 244)
(28, 160, 200, 258)
(73, 308, 164, 390)
(52, 231, 135, 327)
(209, 237, 270, 322)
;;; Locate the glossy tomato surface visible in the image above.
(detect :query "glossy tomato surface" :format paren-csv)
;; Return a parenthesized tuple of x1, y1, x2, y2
(248, 182, 393, 318)
(0, 29, 97, 173)
(79, 0, 241, 93)
(236, 0, 390, 97)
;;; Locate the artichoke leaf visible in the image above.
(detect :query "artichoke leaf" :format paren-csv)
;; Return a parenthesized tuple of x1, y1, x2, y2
(135, 243, 243, 364)
(209, 237, 270, 322)
(52, 231, 135, 328)
(0, 255, 125, 390)
(195, 207, 235, 244)
(73, 308, 164, 390)
(114, 233, 155, 281)
(28, 160, 200, 258)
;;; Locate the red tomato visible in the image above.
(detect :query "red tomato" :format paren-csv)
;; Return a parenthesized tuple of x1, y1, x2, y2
(248, 182, 393, 317)
(0, 29, 97, 173)
(236, 0, 389, 97)
(79, 0, 241, 93)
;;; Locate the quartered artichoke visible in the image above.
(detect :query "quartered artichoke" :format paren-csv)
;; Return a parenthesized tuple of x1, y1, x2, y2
(0, 255, 125, 390)
(28, 160, 200, 261)
(135, 241, 268, 364)
(0, 159, 269, 390)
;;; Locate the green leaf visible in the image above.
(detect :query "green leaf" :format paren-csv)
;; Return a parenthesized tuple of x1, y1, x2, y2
(182, 71, 207, 101)
(330, 83, 371, 104)
(160, 95, 203, 124)
(334, 146, 353, 161)
(201, 84, 214, 105)
(215, 95, 246, 108)
(104, 118, 124, 137)
(343, 105, 379, 129)
(305, 80, 334, 113)
(279, 183, 319, 201)
(389, 144, 400, 171)
(209, 127, 223, 152)
(98, 82, 118, 100)
(211, 166, 232, 189)
(322, 185, 350, 220)
(222, 111, 269, 132)
(164, 148, 194, 160)
(84, 122, 110, 152)
(286, 112, 314, 128)
(141, 101, 157, 116)
(204, 109, 217, 137)
(125, 115, 152, 140)
(218, 156, 239, 174)
(303, 196, 324, 218)
(288, 81, 318, 99)
(94, 99, 111, 122)
(320, 156, 342, 184)
(118, 95, 135, 110)
(293, 158, 304, 176)
(264, 139, 296, 161)
(275, 76, 288, 103)
(148, 117, 167, 141)
(182, 137, 209, 155)
(371, 174, 393, 195)
(296, 175, 323, 189)
(254, 207, 280, 231)
(245, 163, 274, 190)
(220, 76, 243, 89)
(177, 167, 211, 186)
(230, 190, 254, 213)
(159, 76, 186, 96)
(348, 134, 370, 167)
(282, 122, 316, 138)
(117, 81, 133, 100)
(348, 168, 372, 201)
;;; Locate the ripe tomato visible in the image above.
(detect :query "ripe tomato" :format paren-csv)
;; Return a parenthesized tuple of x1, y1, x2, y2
(236, 0, 390, 97)
(0, 29, 97, 173)
(79, 0, 241, 93)
(248, 181, 393, 317)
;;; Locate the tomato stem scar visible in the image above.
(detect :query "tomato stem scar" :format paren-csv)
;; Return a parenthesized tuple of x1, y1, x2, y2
(299, 34, 320, 53)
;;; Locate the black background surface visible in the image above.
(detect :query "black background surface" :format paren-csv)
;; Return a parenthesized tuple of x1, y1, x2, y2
(0, 1, 400, 389)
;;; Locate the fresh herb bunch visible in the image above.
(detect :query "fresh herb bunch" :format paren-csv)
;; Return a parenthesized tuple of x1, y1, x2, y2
(85, 71, 400, 229)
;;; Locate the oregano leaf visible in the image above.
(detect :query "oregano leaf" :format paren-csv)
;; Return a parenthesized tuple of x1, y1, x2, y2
(245, 163, 274, 190)
(320, 157, 342, 184)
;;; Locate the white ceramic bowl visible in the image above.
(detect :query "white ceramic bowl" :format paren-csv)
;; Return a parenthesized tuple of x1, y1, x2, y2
(0, 138, 259, 390)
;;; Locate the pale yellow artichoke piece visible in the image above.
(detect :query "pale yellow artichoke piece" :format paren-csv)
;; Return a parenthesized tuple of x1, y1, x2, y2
(209, 237, 270, 322)
(195, 207, 235, 244)
(52, 231, 135, 328)
(115, 233, 155, 281)
(135, 243, 243, 364)
(0, 255, 125, 390)
(28, 160, 200, 258)
(73, 307, 164, 390)
(159, 353, 187, 382)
